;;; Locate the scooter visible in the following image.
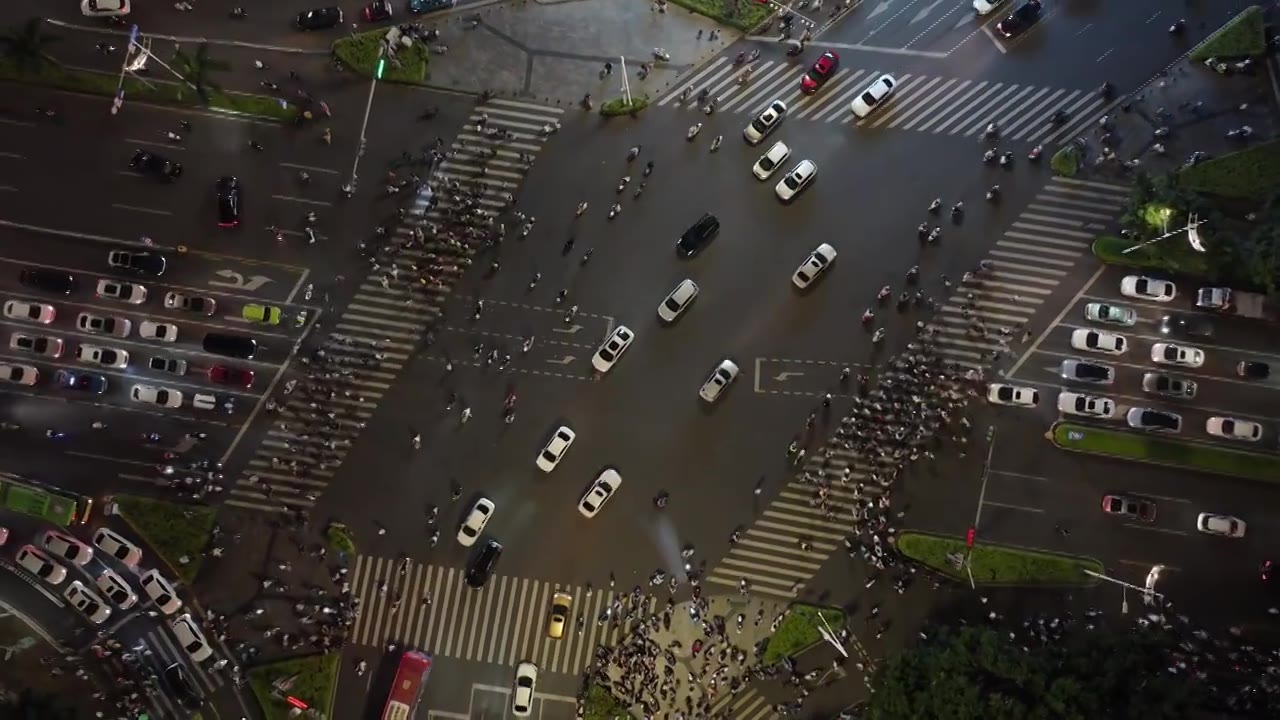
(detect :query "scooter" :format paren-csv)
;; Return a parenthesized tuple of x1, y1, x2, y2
(1028, 145, 1043, 161)
(710, 136, 722, 152)
(653, 48, 671, 61)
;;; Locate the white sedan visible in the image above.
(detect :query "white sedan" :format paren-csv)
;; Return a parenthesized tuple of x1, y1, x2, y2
(752, 140, 791, 181)
(77, 312, 132, 337)
(536, 426, 576, 473)
(171, 613, 213, 662)
(3, 300, 56, 324)
(1070, 328, 1127, 355)
(1083, 302, 1136, 326)
(657, 279, 699, 323)
(775, 160, 816, 202)
(1150, 342, 1204, 368)
(140, 569, 182, 615)
(92, 527, 142, 567)
(76, 344, 130, 368)
(1196, 513, 1246, 538)
(698, 359, 740, 403)
(82, 0, 130, 16)
(849, 74, 897, 118)
(0, 363, 38, 386)
(96, 279, 147, 304)
(792, 243, 837, 289)
(1056, 391, 1116, 419)
(512, 661, 538, 717)
(43, 530, 94, 566)
(131, 384, 184, 408)
(987, 383, 1039, 407)
(64, 582, 112, 624)
(578, 469, 622, 518)
(139, 320, 179, 343)
(163, 292, 217, 316)
(457, 497, 495, 547)
(743, 99, 786, 145)
(972, 0, 1001, 15)
(1205, 416, 1263, 442)
(591, 325, 634, 374)
(1120, 275, 1176, 302)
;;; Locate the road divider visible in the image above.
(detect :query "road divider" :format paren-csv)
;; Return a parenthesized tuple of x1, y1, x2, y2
(898, 531, 1103, 587)
(762, 604, 847, 665)
(111, 494, 217, 584)
(1051, 422, 1280, 483)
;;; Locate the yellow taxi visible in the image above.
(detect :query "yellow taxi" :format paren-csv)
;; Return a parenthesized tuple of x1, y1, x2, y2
(547, 592, 572, 639)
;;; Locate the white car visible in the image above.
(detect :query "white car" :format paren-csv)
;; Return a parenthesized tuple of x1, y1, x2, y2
(140, 569, 182, 615)
(0, 362, 38, 386)
(1083, 302, 1136, 326)
(591, 325, 635, 373)
(752, 140, 792, 181)
(657, 279, 699, 323)
(92, 527, 142, 567)
(578, 469, 622, 519)
(131, 384, 184, 408)
(163, 292, 217, 316)
(1205, 416, 1263, 442)
(1151, 342, 1204, 368)
(849, 74, 897, 118)
(775, 160, 817, 202)
(96, 569, 139, 609)
(698, 359, 740, 403)
(743, 99, 787, 145)
(536, 426, 576, 473)
(76, 344, 130, 368)
(512, 661, 538, 717)
(11, 333, 64, 358)
(972, 0, 1001, 15)
(1070, 328, 1127, 355)
(987, 383, 1039, 407)
(1056, 391, 1116, 419)
(139, 320, 179, 343)
(64, 581, 112, 624)
(171, 613, 214, 662)
(3, 299, 56, 324)
(15, 545, 67, 585)
(77, 312, 132, 338)
(1196, 513, 1246, 538)
(1120, 275, 1176, 302)
(96, 279, 147, 304)
(81, 0, 131, 16)
(457, 497, 496, 547)
(792, 243, 837, 289)
(43, 530, 93, 566)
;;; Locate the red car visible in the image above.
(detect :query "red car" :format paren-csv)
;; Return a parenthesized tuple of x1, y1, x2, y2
(362, 0, 392, 21)
(800, 51, 839, 94)
(208, 364, 255, 389)
(1101, 494, 1156, 522)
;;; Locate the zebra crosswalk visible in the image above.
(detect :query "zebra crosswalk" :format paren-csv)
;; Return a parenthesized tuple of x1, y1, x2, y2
(709, 687, 779, 720)
(659, 56, 1117, 146)
(119, 624, 227, 719)
(223, 99, 564, 514)
(705, 177, 1130, 599)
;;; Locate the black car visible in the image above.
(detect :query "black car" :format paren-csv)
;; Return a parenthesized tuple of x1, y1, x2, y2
(129, 149, 183, 179)
(996, 0, 1041, 37)
(1159, 313, 1213, 339)
(676, 213, 720, 258)
(295, 6, 344, 29)
(203, 332, 258, 360)
(19, 268, 77, 295)
(408, 0, 456, 13)
(216, 176, 241, 228)
(108, 250, 167, 277)
(1238, 360, 1271, 380)
(465, 539, 503, 589)
(163, 663, 205, 711)
(56, 369, 107, 394)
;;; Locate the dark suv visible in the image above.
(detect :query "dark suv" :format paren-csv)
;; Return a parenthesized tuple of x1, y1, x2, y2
(1159, 313, 1213, 339)
(295, 6, 343, 29)
(996, 0, 1041, 37)
(676, 213, 720, 258)
(129, 149, 183, 180)
(19, 268, 77, 295)
(465, 539, 503, 589)
(108, 250, 167, 277)
(163, 663, 205, 710)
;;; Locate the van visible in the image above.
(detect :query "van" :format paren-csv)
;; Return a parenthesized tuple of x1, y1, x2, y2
(202, 332, 257, 360)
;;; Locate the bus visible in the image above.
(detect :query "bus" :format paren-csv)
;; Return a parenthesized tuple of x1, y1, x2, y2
(382, 651, 433, 720)
(0, 477, 92, 526)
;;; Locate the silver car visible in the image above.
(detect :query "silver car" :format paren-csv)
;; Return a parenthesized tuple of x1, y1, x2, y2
(1141, 372, 1196, 399)
(77, 313, 132, 338)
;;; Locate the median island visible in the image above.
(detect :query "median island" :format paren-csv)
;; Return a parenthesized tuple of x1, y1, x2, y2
(898, 532, 1102, 587)
(1052, 423, 1280, 484)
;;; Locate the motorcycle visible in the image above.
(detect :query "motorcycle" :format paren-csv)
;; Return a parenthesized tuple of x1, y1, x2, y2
(876, 285, 891, 305)
(983, 122, 998, 139)
(703, 100, 716, 115)
(999, 151, 1013, 168)
(928, 227, 941, 243)
(983, 148, 997, 164)
(608, 203, 621, 220)
(710, 136, 722, 152)
(616, 176, 631, 193)
(1226, 125, 1253, 140)
(872, 328, 886, 343)
(986, 186, 1000, 201)
(1028, 144, 1043, 161)
(653, 47, 671, 61)
(733, 51, 747, 66)
(928, 198, 941, 213)
(861, 309, 875, 325)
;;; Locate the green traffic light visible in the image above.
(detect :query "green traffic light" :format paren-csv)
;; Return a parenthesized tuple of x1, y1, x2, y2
(375, 58, 385, 79)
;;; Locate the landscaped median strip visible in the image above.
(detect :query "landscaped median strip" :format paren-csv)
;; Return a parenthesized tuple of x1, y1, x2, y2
(332, 29, 429, 84)
(762, 603, 846, 665)
(898, 532, 1103, 587)
(1092, 234, 1210, 275)
(112, 494, 217, 584)
(247, 652, 339, 720)
(1051, 422, 1280, 483)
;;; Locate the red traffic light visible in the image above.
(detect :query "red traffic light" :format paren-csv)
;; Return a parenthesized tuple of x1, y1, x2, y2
(965, 528, 976, 547)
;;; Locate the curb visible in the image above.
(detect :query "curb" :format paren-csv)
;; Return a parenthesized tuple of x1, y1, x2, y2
(1048, 422, 1280, 484)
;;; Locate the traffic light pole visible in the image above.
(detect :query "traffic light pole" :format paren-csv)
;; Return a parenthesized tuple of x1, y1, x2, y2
(348, 45, 386, 194)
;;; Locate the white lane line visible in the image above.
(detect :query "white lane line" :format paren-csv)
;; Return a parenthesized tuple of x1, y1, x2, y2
(111, 203, 172, 216)
(271, 194, 332, 207)
(279, 162, 340, 175)
(125, 138, 184, 151)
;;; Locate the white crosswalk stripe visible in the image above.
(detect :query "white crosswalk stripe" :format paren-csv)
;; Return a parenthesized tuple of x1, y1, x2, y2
(708, 687, 780, 720)
(223, 99, 564, 514)
(705, 177, 1129, 597)
(348, 556, 654, 675)
(108, 625, 227, 719)
(659, 58, 1112, 144)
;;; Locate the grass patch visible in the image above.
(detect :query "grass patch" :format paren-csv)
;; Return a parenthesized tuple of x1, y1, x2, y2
(0, 57, 298, 122)
(668, 0, 772, 32)
(247, 653, 339, 720)
(332, 30, 429, 85)
(1092, 234, 1210, 275)
(579, 682, 629, 720)
(762, 603, 846, 665)
(1053, 422, 1280, 483)
(600, 95, 650, 117)
(1190, 6, 1267, 62)
(898, 532, 1102, 586)
(114, 495, 216, 584)
(1050, 143, 1081, 177)
(325, 522, 356, 557)
(1176, 139, 1280, 201)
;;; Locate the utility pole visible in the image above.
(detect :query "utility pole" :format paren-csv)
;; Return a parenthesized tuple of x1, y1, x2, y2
(348, 43, 387, 195)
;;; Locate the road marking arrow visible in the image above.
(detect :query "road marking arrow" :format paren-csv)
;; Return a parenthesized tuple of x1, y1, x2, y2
(867, 0, 894, 20)
(209, 269, 273, 292)
(553, 324, 583, 335)
(547, 355, 576, 365)
(773, 371, 805, 381)
(910, 0, 944, 24)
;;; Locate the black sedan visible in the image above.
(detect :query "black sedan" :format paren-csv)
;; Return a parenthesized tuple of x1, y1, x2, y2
(676, 213, 720, 258)
(56, 370, 107, 394)
(996, 0, 1041, 38)
(129, 149, 183, 179)
(295, 6, 343, 29)
(108, 250, 166, 276)
(216, 176, 241, 228)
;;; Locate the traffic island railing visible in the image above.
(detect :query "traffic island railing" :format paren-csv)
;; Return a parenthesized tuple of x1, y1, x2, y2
(113, 494, 217, 585)
(247, 653, 339, 720)
(1051, 422, 1280, 483)
(761, 603, 847, 666)
(897, 531, 1103, 587)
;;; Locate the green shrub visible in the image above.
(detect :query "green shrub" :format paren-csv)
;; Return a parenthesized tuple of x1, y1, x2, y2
(247, 653, 339, 720)
(1092, 234, 1210, 275)
(600, 95, 650, 117)
(1053, 423, 1280, 483)
(579, 683, 629, 720)
(762, 604, 845, 665)
(1176, 140, 1280, 201)
(1190, 6, 1266, 61)
(325, 522, 356, 556)
(1050, 144, 1081, 177)
(668, 0, 772, 31)
(333, 30, 429, 84)
(898, 532, 1103, 586)
(114, 495, 217, 584)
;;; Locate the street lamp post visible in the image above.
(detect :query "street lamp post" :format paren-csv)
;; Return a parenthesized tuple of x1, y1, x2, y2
(348, 43, 387, 195)
(1121, 213, 1207, 254)
(1083, 565, 1165, 609)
